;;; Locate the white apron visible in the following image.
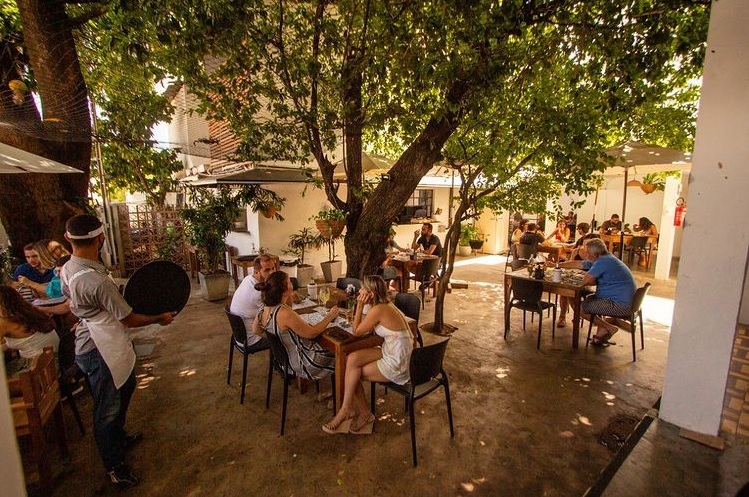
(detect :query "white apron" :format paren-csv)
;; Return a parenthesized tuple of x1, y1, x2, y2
(67, 268, 136, 390)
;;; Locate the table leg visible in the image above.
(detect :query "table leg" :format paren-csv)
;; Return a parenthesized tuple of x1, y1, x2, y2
(333, 348, 346, 413)
(503, 275, 511, 336)
(571, 292, 582, 349)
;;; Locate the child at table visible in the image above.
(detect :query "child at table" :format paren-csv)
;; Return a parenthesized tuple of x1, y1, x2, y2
(323, 275, 414, 435)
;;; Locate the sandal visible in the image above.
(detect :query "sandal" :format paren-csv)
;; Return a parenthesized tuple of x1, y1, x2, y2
(322, 414, 354, 435)
(557, 318, 567, 328)
(591, 328, 616, 347)
(349, 413, 376, 435)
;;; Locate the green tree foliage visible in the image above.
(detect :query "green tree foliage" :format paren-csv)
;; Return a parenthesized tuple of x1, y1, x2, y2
(115, 0, 708, 279)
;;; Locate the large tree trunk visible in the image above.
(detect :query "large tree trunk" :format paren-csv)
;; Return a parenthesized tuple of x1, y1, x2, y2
(344, 115, 462, 278)
(0, 0, 91, 254)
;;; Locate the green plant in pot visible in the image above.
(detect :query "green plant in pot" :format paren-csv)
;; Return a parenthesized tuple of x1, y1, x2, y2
(179, 186, 239, 300)
(314, 231, 344, 283)
(286, 227, 320, 287)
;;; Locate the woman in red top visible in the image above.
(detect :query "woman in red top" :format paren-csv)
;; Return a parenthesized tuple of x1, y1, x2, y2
(546, 220, 571, 244)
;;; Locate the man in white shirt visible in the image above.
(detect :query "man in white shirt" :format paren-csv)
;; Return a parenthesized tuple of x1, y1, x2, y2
(229, 254, 277, 345)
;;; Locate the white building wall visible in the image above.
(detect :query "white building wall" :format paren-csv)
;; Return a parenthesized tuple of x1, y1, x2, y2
(660, 0, 749, 434)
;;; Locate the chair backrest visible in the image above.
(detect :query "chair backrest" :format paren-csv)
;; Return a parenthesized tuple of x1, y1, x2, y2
(14, 348, 60, 428)
(510, 259, 529, 271)
(265, 331, 290, 370)
(511, 278, 544, 304)
(336, 277, 362, 292)
(409, 337, 449, 386)
(516, 243, 538, 260)
(224, 307, 248, 344)
(56, 328, 78, 380)
(290, 277, 299, 290)
(394, 293, 420, 323)
(629, 236, 648, 249)
(420, 258, 441, 282)
(631, 282, 652, 313)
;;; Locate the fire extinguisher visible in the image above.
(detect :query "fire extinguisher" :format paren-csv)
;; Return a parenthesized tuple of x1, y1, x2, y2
(674, 197, 686, 227)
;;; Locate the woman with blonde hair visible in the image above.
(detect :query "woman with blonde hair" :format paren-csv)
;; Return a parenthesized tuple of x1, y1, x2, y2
(33, 239, 70, 271)
(323, 275, 414, 435)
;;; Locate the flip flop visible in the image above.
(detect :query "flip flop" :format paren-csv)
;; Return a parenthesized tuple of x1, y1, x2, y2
(591, 329, 616, 347)
(322, 417, 353, 435)
(349, 413, 375, 435)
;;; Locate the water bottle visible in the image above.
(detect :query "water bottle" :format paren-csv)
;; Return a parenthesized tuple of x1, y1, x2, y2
(552, 262, 562, 283)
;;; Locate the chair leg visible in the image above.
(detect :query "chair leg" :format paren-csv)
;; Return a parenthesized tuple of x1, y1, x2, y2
(265, 354, 273, 409)
(443, 376, 455, 438)
(552, 307, 557, 339)
(280, 368, 289, 436)
(536, 311, 543, 349)
(631, 321, 637, 362)
(330, 375, 336, 414)
(639, 310, 645, 350)
(240, 351, 249, 405)
(227, 341, 234, 385)
(408, 397, 418, 467)
(586, 315, 595, 348)
(370, 382, 376, 414)
(61, 381, 85, 435)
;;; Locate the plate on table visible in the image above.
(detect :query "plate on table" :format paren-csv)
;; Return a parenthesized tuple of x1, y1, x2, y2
(123, 260, 191, 316)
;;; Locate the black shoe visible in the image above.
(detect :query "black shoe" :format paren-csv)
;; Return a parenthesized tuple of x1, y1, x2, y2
(123, 431, 143, 450)
(108, 463, 140, 488)
(418, 283, 427, 291)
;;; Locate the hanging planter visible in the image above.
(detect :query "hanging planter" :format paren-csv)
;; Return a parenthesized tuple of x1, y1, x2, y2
(313, 208, 347, 240)
(262, 205, 278, 218)
(640, 183, 657, 194)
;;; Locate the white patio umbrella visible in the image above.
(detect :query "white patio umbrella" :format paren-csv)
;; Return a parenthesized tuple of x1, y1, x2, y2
(0, 142, 82, 174)
(603, 141, 692, 257)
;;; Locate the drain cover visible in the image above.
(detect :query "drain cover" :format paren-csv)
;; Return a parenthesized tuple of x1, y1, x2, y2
(598, 414, 639, 452)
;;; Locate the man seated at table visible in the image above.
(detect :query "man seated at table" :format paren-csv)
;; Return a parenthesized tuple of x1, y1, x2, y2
(598, 214, 622, 234)
(411, 222, 442, 256)
(519, 223, 545, 246)
(230, 254, 277, 346)
(558, 238, 636, 345)
(11, 243, 55, 299)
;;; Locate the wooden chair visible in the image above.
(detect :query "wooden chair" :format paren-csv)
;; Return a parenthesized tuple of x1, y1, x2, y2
(586, 283, 651, 361)
(9, 348, 69, 493)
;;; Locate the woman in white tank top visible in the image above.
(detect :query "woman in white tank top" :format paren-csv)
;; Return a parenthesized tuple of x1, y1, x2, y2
(1, 285, 59, 372)
(323, 275, 414, 435)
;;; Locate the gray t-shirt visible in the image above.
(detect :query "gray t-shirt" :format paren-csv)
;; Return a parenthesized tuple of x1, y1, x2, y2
(61, 255, 133, 356)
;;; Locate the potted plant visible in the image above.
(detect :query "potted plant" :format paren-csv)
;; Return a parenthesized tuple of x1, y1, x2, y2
(315, 232, 343, 283)
(313, 207, 346, 239)
(286, 227, 319, 287)
(458, 224, 478, 256)
(179, 186, 240, 301)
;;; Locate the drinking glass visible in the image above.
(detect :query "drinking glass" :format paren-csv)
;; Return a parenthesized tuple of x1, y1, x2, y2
(318, 286, 330, 307)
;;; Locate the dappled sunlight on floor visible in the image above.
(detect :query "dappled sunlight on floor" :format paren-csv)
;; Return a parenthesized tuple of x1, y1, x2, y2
(452, 254, 505, 267)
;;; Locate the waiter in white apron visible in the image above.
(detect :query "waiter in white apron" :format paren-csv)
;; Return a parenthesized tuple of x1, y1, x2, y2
(61, 214, 174, 489)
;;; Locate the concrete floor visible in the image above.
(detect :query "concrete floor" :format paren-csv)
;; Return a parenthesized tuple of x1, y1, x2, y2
(20, 254, 748, 496)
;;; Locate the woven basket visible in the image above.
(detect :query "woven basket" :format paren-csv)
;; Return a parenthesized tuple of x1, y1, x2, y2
(316, 219, 346, 239)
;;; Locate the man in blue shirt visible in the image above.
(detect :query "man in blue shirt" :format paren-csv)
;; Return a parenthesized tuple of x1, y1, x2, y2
(560, 238, 636, 346)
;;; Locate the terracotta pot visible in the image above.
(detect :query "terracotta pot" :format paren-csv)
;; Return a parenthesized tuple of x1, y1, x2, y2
(262, 206, 277, 219)
(640, 183, 657, 194)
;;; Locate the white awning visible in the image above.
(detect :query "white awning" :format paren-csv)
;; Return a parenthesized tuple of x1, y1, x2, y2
(0, 142, 82, 174)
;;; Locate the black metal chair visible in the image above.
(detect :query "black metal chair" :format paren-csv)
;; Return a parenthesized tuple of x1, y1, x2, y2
(290, 277, 299, 290)
(369, 337, 454, 466)
(394, 292, 423, 346)
(56, 326, 86, 436)
(504, 278, 557, 349)
(264, 331, 335, 435)
(586, 282, 651, 362)
(224, 307, 272, 405)
(336, 277, 362, 292)
(410, 257, 441, 309)
(626, 237, 652, 269)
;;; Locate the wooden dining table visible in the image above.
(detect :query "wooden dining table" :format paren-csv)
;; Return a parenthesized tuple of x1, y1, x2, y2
(503, 267, 592, 349)
(388, 253, 439, 292)
(536, 243, 569, 262)
(599, 233, 657, 254)
(295, 302, 417, 412)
